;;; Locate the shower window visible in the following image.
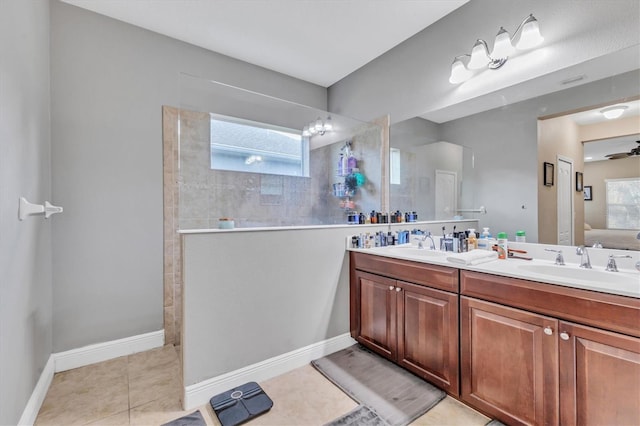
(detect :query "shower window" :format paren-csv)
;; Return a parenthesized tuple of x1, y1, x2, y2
(210, 114, 309, 177)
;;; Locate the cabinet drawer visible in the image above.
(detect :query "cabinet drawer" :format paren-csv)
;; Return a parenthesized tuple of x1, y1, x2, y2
(350, 252, 458, 293)
(461, 270, 640, 338)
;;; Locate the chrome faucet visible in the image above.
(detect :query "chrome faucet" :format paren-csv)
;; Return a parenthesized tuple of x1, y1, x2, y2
(418, 231, 436, 250)
(605, 254, 632, 272)
(576, 246, 592, 269)
(545, 248, 565, 265)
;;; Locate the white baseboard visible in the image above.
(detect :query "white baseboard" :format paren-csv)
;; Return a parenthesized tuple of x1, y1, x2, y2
(18, 330, 165, 425)
(17, 355, 55, 426)
(54, 329, 165, 372)
(184, 332, 356, 410)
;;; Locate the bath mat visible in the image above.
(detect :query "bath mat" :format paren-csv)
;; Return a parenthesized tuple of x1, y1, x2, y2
(312, 344, 446, 426)
(161, 409, 206, 426)
(325, 405, 389, 426)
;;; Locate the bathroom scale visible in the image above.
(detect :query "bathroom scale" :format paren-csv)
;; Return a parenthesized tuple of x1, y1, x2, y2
(209, 381, 273, 426)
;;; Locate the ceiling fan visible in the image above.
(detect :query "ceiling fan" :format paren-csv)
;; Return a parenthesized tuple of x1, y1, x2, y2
(606, 141, 640, 160)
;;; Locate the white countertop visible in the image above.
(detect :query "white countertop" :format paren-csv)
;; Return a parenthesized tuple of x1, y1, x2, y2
(348, 242, 640, 299)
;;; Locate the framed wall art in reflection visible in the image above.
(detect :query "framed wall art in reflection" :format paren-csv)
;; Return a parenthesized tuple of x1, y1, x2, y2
(576, 171, 583, 192)
(584, 185, 592, 201)
(543, 162, 554, 186)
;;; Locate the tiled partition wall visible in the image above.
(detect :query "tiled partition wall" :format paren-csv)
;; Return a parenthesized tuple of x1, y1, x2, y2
(163, 106, 388, 345)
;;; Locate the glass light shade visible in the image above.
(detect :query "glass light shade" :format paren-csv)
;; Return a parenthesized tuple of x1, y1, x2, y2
(449, 58, 472, 84)
(323, 116, 333, 132)
(468, 40, 489, 69)
(516, 15, 543, 50)
(302, 126, 310, 137)
(309, 123, 317, 135)
(314, 118, 323, 132)
(600, 106, 628, 119)
(491, 27, 514, 59)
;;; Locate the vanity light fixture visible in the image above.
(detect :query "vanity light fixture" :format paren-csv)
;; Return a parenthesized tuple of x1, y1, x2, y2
(449, 14, 544, 84)
(302, 116, 332, 137)
(600, 105, 628, 120)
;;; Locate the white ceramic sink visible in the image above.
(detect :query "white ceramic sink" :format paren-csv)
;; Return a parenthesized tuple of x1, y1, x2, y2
(378, 246, 448, 258)
(517, 263, 640, 291)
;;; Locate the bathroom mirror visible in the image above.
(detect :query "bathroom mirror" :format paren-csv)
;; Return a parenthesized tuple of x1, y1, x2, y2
(391, 67, 639, 247)
(174, 73, 385, 229)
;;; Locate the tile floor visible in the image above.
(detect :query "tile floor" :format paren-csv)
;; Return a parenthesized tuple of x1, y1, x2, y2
(35, 345, 489, 425)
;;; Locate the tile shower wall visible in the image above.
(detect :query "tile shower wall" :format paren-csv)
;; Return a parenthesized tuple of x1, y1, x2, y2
(163, 106, 384, 344)
(178, 110, 382, 228)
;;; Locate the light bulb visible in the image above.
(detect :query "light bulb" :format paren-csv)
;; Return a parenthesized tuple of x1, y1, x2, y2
(516, 14, 543, 50)
(314, 118, 323, 132)
(323, 116, 333, 132)
(449, 57, 472, 84)
(302, 126, 310, 137)
(491, 27, 514, 59)
(468, 40, 489, 69)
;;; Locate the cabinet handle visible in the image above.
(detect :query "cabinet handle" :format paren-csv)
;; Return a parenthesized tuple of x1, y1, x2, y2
(395, 287, 402, 292)
(543, 326, 553, 336)
(560, 332, 570, 341)
(389, 286, 395, 291)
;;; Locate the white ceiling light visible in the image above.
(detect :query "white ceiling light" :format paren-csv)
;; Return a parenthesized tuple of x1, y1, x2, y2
(600, 105, 628, 119)
(449, 14, 544, 84)
(302, 116, 332, 138)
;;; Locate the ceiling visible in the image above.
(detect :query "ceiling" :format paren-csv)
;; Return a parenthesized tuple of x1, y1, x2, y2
(60, 0, 468, 88)
(564, 99, 640, 162)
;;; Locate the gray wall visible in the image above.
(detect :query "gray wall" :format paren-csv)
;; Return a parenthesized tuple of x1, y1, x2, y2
(183, 219, 479, 386)
(50, 1, 327, 352)
(0, 1, 52, 424)
(328, 0, 640, 124)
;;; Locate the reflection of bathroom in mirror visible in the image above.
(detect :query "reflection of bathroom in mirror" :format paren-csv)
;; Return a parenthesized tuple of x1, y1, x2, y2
(390, 117, 475, 221)
(390, 68, 639, 247)
(538, 97, 640, 250)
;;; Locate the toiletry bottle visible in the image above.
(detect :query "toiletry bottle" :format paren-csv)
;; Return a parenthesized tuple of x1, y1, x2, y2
(497, 232, 508, 259)
(337, 154, 343, 176)
(515, 230, 526, 242)
(468, 229, 478, 250)
(347, 152, 357, 174)
(478, 227, 491, 250)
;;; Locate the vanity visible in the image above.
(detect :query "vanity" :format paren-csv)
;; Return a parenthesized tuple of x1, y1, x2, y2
(348, 246, 640, 426)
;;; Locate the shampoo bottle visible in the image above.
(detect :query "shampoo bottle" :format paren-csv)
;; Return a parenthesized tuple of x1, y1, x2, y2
(497, 232, 508, 259)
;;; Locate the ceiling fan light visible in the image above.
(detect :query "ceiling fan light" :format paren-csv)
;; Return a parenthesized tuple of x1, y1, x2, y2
(449, 57, 472, 84)
(516, 14, 543, 50)
(600, 105, 628, 119)
(468, 40, 490, 69)
(491, 27, 514, 59)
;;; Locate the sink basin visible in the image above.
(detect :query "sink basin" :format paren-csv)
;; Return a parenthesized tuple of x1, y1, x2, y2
(517, 264, 640, 293)
(374, 246, 448, 258)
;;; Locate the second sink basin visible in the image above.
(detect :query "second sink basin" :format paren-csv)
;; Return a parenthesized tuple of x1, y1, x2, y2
(517, 263, 639, 294)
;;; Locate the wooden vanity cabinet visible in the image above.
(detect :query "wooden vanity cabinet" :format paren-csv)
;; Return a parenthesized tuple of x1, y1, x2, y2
(350, 252, 459, 395)
(461, 296, 559, 426)
(461, 270, 640, 426)
(558, 321, 640, 425)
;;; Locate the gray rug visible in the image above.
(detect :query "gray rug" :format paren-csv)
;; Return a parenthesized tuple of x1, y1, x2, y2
(326, 405, 389, 426)
(312, 344, 446, 426)
(161, 410, 206, 426)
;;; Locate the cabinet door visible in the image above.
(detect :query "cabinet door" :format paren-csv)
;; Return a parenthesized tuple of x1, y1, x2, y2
(461, 297, 558, 426)
(397, 281, 459, 395)
(559, 321, 640, 425)
(353, 270, 397, 360)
